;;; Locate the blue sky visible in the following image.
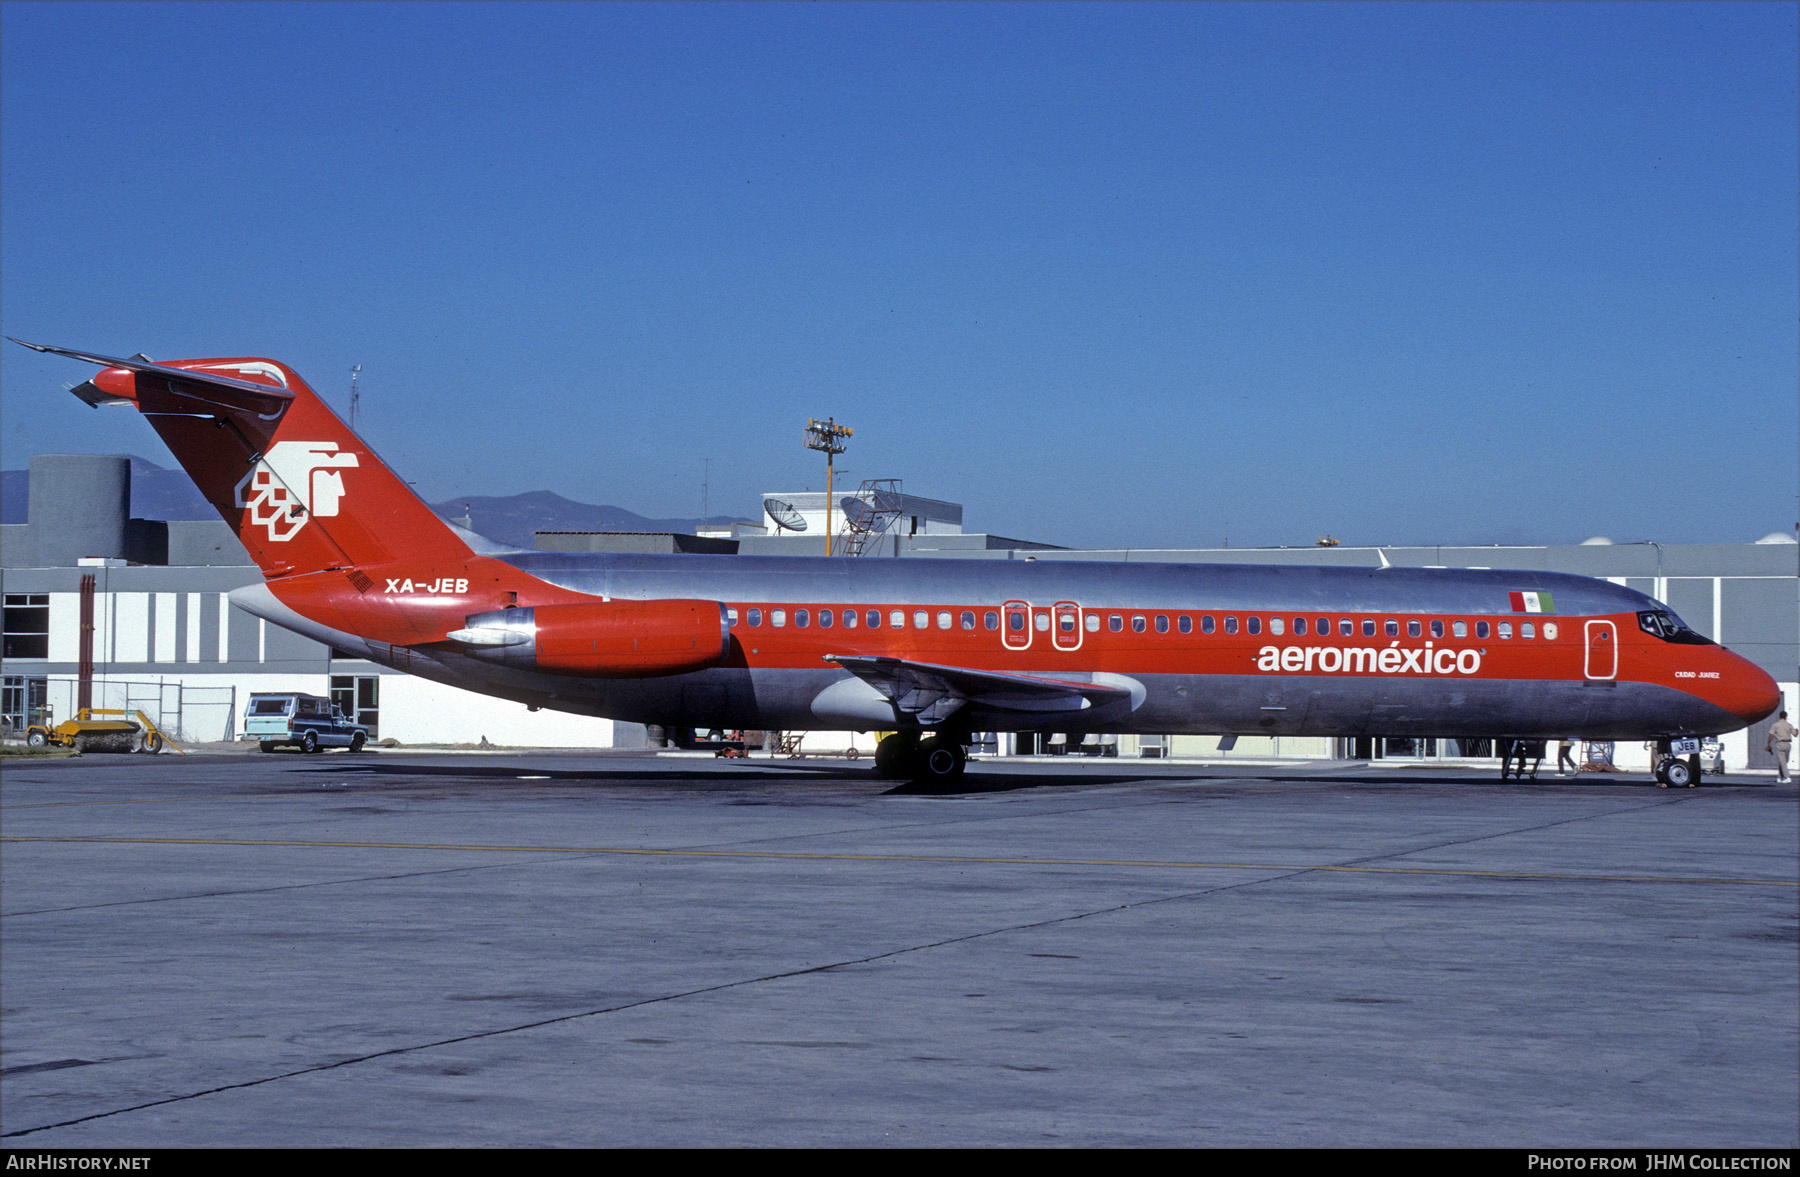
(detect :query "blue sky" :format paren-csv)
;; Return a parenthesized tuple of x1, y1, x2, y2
(3, 1, 1794, 549)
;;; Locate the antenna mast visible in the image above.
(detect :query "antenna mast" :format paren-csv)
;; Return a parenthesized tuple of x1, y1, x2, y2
(349, 365, 362, 433)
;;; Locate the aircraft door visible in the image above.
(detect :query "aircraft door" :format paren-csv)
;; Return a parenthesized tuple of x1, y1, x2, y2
(1585, 620, 1617, 680)
(1003, 600, 1032, 651)
(1052, 601, 1083, 651)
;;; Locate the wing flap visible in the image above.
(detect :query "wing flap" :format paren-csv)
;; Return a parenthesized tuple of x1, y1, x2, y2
(826, 655, 1132, 725)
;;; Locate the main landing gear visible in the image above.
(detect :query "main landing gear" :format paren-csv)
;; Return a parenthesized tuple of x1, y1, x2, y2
(873, 732, 966, 785)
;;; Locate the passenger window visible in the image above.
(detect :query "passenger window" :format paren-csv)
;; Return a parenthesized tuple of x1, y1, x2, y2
(915, 611, 930, 629)
(1178, 615, 1191, 634)
(1362, 619, 1376, 637)
(1293, 617, 1307, 635)
(985, 611, 999, 630)
(937, 611, 952, 630)
(1453, 620, 1468, 638)
(1340, 619, 1353, 636)
(1008, 612, 1025, 632)
(1318, 616, 1330, 634)
(1085, 614, 1099, 632)
(748, 608, 762, 627)
(1155, 615, 1169, 633)
(795, 610, 809, 628)
(1109, 614, 1123, 632)
(868, 610, 882, 628)
(1201, 616, 1215, 634)
(1543, 622, 1557, 640)
(1247, 616, 1261, 635)
(727, 608, 739, 626)
(1225, 616, 1239, 635)
(1522, 622, 1535, 639)
(1269, 617, 1284, 636)
(1407, 619, 1420, 637)
(1431, 620, 1444, 638)
(772, 610, 787, 627)
(1132, 616, 1147, 633)
(961, 611, 975, 630)
(844, 610, 857, 629)
(1034, 612, 1050, 631)
(819, 610, 833, 628)
(1386, 619, 1399, 637)
(1499, 622, 1513, 639)
(1059, 612, 1076, 633)
(1475, 621, 1488, 639)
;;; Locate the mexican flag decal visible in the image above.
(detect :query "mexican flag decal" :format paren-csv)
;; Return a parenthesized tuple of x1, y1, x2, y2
(1509, 591, 1554, 613)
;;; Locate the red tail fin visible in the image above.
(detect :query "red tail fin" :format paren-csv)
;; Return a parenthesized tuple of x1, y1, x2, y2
(14, 342, 472, 580)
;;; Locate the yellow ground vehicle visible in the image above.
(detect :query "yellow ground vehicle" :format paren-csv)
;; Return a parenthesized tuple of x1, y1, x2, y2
(24, 709, 176, 754)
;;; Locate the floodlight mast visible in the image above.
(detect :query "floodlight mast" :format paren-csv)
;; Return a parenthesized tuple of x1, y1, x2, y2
(804, 417, 852, 555)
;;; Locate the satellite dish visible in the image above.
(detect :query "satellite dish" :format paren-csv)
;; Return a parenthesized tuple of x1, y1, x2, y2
(842, 497, 876, 529)
(764, 498, 807, 532)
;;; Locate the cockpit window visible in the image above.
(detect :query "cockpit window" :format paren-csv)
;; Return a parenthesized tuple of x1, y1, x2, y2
(1637, 610, 1714, 645)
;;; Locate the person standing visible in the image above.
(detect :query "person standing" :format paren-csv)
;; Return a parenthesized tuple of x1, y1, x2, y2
(1557, 738, 1578, 776)
(1767, 711, 1796, 782)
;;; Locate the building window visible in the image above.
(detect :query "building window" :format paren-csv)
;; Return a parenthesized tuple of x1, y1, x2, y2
(3, 594, 49, 659)
(2, 675, 48, 735)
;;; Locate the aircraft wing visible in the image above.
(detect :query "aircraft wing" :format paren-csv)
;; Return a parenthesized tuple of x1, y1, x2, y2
(825, 655, 1134, 725)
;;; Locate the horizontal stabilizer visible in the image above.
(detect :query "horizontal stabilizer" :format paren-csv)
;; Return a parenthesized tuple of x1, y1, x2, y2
(11, 339, 295, 419)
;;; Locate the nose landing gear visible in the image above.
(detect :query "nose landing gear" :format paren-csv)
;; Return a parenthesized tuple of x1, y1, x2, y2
(1653, 739, 1702, 788)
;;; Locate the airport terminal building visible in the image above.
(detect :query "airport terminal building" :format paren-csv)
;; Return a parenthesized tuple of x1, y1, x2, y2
(4, 454, 1794, 770)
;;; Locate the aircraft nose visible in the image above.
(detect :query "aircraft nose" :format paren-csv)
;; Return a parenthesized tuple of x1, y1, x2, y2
(1717, 651, 1781, 727)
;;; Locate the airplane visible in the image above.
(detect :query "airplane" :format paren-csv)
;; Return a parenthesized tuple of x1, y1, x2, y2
(11, 340, 1781, 788)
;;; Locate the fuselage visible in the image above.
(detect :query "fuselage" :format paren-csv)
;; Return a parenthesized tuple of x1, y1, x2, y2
(237, 548, 1780, 741)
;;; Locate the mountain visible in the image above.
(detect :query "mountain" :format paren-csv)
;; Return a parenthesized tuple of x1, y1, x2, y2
(2, 455, 751, 546)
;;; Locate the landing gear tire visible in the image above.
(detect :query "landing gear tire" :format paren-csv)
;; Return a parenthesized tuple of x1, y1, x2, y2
(913, 736, 966, 785)
(874, 733, 919, 779)
(301, 730, 320, 754)
(1664, 758, 1694, 788)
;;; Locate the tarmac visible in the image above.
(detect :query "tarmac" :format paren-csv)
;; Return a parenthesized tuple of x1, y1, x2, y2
(1, 750, 1795, 1147)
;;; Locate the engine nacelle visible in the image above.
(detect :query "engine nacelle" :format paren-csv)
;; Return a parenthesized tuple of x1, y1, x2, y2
(448, 599, 730, 677)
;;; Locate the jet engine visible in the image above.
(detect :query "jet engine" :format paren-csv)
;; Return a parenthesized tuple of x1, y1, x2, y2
(448, 599, 730, 677)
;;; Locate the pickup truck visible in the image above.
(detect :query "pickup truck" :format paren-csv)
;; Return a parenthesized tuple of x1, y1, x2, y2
(245, 693, 368, 753)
